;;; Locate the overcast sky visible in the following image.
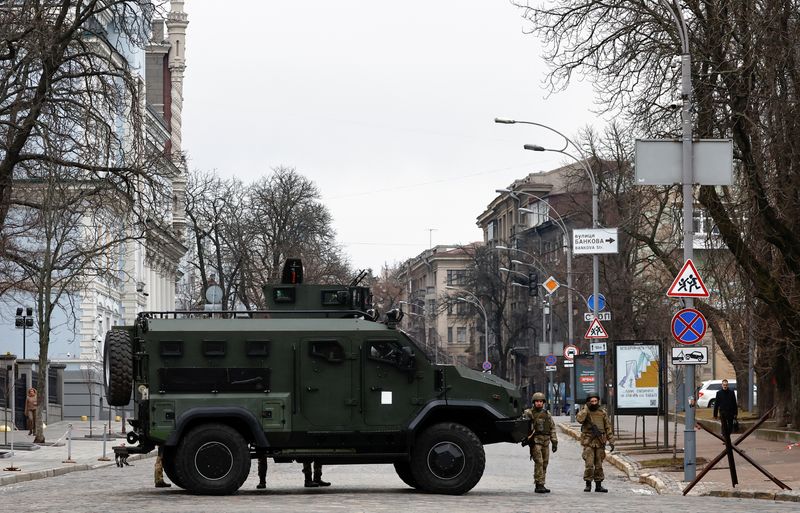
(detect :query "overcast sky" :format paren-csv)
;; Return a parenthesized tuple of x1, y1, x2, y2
(181, 1, 602, 273)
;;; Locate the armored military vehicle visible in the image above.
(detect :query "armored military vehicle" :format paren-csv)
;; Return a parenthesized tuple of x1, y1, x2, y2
(105, 259, 526, 495)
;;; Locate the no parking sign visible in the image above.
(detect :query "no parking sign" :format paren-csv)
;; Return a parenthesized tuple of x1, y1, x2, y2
(671, 308, 707, 344)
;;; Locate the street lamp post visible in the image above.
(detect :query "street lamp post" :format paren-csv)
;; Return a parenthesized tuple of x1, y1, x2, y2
(495, 117, 603, 400)
(398, 301, 433, 362)
(456, 297, 488, 371)
(515, 198, 577, 421)
(445, 286, 490, 371)
(15, 307, 34, 359)
(657, 0, 696, 481)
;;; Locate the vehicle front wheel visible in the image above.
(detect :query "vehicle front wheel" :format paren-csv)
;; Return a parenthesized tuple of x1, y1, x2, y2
(394, 461, 419, 489)
(162, 447, 186, 489)
(410, 422, 485, 495)
(173, 423, 251, 495)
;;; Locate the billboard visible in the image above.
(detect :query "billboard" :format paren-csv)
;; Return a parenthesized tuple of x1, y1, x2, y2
(614, 342, 662, 415)
(573, 354, 605, 405)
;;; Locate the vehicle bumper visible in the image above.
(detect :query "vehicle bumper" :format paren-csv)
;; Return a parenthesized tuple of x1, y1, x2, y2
(495, 417, 529, 443)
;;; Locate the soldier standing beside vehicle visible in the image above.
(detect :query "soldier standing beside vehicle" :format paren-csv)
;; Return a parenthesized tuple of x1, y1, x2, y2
(522, 392, 558, 493)
(302, 461, 330, 487)
(576, 393, 614, 493)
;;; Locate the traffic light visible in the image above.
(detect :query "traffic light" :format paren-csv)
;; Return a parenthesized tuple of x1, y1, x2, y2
(528, 272, 539, 297)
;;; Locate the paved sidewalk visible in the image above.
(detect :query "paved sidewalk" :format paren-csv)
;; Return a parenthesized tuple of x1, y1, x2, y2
(0, 420, 152, 486)
(557, 412, 800, 503)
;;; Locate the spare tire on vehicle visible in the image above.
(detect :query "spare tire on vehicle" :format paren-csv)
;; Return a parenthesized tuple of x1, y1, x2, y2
(104, 329, 133, 406)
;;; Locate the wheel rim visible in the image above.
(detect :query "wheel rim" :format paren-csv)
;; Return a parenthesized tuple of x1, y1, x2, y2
(194, 441, 234, 481)
(426, 441, 466, 480)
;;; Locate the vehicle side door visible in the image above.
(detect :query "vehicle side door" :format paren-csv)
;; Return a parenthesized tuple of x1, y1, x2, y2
(362, 337, 420, 427)
(299, 337, 354, 428)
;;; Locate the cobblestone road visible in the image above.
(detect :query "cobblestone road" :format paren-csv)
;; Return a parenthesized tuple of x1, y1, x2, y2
(0, 436, 791, 512)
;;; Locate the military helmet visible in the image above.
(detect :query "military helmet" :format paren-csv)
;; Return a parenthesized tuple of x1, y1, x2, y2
(586, 393, 601, 402)
(531, 392, 546, 402)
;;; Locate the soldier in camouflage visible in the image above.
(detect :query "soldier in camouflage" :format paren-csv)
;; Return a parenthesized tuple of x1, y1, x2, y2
(521, 392, 558, 493)
(576, 393, 614, 493)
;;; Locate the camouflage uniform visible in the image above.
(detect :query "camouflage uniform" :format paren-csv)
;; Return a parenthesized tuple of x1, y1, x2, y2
(522, 405, 557, 485)
(576, 404, 614, 481)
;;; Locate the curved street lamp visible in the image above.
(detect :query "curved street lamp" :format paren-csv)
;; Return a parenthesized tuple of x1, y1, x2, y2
(445, 286, 490, 371)
(494, 117, 603, 403)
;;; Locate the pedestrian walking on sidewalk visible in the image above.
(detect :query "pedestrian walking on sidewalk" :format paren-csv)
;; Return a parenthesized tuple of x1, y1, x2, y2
(576, 394, 614, 493)
(713, 379, 738, 436)
(24, 387, 38, 435)
(522, 392, 558, 493)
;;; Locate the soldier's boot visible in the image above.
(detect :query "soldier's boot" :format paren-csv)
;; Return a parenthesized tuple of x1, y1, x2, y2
(313, 470, 331, 487)
(594, 481, 608, 493)
(303, 468, 318, 487)
(535, 483, 550, 493)
(584, 480, 592, 492)
(154, 481, 171, 488)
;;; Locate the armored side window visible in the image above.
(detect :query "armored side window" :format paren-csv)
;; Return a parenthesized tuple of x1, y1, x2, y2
(203, 340, 226, 357)
(367, 339, 403, 365)
(160, 340, 183, 357)
(309, 340, 345, 363)
(246, 340, 270, 357)
(273, 286, 295, 304)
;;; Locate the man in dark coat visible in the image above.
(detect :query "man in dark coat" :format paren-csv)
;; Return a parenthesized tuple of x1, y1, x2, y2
(713, 379, 738, 436)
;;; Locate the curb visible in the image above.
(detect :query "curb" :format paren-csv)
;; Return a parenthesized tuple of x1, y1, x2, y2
(557, 422, 671, 495)
(0, 451, 152, 487)
(704, 489, 800, 502)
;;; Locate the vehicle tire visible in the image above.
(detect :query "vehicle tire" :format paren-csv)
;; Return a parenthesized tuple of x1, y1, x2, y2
(708, 399, 716, 409)
(410, 422, 485, 495)
(104, 330, 133, 406)
(162, 447, 186, 489)
(394, 461, 420, 489)
(173, 423, 250, 495)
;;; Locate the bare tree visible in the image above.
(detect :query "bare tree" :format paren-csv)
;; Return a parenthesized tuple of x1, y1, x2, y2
(0, 1, 166, 232)
(4, 162, 148, 443)
(514, 0, 800, 425)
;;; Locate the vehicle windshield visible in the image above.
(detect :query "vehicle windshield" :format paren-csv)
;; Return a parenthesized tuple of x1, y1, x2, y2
(397, 328, 434, 363)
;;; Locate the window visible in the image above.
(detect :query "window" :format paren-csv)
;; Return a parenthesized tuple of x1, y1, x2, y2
(456, 327, 467, 344)
(309, 340, 345, 362)
(524, 199, 550, 227)
(368, 339, 404, 365)
(447, 269, 467, 286)
(447, 327, 453, 344)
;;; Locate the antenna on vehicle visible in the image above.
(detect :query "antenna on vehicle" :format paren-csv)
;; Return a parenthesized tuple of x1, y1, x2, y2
(349, 269, 368, 287)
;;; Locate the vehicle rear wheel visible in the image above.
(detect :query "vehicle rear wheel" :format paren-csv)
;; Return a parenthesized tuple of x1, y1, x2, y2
(393, 461, 419, 489)
(162, 447, 186, 489)
(410, 422, 485, 495)
(708, 399, 716, 409)
(173, 423, 251, 495)
(103, 330, 133, 406)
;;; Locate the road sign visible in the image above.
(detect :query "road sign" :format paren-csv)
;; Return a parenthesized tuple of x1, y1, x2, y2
(587, 293, 606, 311)
(671, 346, 709, 365)
(482, 360, 492, 371)
(635, 139, 733, 186)
(590, 342, 607, 353)
(542, 276, 560, 295)
(545, 365, 557, 372)
(671, 308, 707, 344)
(667, 259, 710, 298)
(573, 228, 619, 254)
(544, 354, 557, 366)
(584, 318, 608, 339)
(563, 361, 574, 368)
(563, 345, 579, 360)
(584, 312, 612, 322)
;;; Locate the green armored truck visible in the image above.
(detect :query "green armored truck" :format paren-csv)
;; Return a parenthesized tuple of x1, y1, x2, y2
(105, 259, 526, 495)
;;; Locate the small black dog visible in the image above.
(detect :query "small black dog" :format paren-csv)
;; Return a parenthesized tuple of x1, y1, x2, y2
(114, 447, 131, 468)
